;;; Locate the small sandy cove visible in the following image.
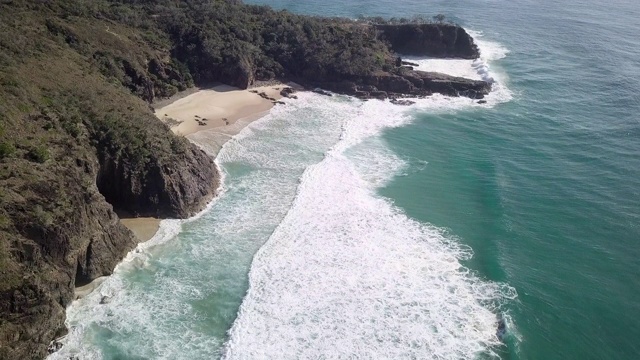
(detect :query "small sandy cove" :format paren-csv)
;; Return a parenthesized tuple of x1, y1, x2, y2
(156, 84, 285, 137)
(79, 84, 290, 298)
(119, 85, 286, 247)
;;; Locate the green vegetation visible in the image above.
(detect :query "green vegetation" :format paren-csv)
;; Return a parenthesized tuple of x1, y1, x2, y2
(26, 145, 50, 163)
(0, 142, 14, 160)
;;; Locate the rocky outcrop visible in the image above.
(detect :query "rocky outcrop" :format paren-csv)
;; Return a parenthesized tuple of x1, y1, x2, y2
(0, 147, 138, 358)
(0, 131, 218, 359)
(291, 23, 487, 100)
(375, 23, 480, 59)
(96, 145, 218, 219)
(318, 69, 491, 100)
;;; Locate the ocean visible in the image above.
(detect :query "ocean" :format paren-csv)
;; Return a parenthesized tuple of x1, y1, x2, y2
(50, 0, 640, 359)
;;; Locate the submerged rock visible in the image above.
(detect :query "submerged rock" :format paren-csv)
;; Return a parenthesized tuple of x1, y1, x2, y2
(280, 87, 296, 98)
(496, 314, 507, 341)
(390, 99, 416, 106)
(313, 88, 333, 96)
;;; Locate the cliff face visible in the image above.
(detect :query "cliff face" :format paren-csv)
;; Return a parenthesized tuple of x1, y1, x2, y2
(0, 87, 218, 360)
(1, 133, 132, 358)
(319, 69, 491, 100)
(0, 2, 219, 358)
(96, 145, 218, 219)
(375, 23, 480, 59)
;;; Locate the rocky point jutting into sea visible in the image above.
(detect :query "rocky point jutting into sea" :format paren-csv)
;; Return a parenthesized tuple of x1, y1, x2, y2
(0, 1, 490, 358)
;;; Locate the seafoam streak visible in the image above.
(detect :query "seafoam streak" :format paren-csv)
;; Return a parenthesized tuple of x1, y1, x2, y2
(223, 33, 516, 360)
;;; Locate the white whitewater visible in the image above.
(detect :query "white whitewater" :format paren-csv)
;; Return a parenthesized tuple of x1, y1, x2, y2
(223, 35, 515, 359)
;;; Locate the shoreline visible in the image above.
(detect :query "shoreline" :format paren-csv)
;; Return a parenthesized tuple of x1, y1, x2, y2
(75, 83, 289, 299)
(155, 84, 286, 137)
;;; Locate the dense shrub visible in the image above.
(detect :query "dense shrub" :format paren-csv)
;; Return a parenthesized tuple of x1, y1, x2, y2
(26, 146, 50, 163)
(0, 142, 15, 160)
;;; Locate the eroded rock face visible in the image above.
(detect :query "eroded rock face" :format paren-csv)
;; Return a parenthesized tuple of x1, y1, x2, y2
(375, 23, 480, 59)
(319, 69, 491, 100)
(0, 106, 219, 360)
(297, 23, 487, 100)
(0, 149, 138, 359)
(96, 145, 218, 219)
(0, 143, 218, 360)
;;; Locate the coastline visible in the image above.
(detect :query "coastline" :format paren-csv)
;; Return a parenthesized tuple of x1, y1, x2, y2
(75, 83, 290, 299)
(155, 84, 285, 137)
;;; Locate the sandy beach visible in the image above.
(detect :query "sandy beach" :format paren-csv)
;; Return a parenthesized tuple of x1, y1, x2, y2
(155, 84, 285, 137)
(120, 217, 161, 242)
(110, 83, 291, 274)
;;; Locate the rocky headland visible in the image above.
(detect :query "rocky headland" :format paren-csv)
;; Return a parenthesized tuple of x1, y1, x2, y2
(0, 1, 488, 358)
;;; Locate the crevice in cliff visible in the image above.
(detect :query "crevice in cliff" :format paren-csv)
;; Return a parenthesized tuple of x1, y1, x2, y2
(95, 156, 131, 217)
(74, 240, 92, 288)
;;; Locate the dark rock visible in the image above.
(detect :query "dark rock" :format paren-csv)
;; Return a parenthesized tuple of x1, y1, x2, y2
(47, 338, 64, 354)
(401, 60, 420, 67)
(390, 99, 416, 106)
(477, 100, 487, 104)
(354, 91, 370, 99)
(280, 87, 296, 98)
(319, 69, 490, 101)
(357, 85, 378, 92)
(497, 314, 507, 341)
(370, 91, 388, 99)
(95, 140, 219, 219)
(312, 88, 333, 96)
(331, 81, 358, 93)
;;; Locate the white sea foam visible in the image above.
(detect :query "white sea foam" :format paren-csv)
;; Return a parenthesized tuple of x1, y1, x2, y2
(222, 32, 516, 360)
(223, 96, 516, 360)
(402, 29, 512, 109)
(49, 94, 350, 360)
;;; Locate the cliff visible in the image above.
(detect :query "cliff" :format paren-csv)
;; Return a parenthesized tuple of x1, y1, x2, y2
(0, 2, 219, 358)
(319, 69, 490, 100)
(0, 1, 486, 358)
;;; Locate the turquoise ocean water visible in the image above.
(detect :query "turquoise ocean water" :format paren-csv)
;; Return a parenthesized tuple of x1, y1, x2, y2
(51, 0, 640, 359)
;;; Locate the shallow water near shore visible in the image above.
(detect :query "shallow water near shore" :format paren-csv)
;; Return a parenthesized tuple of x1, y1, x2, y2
(52, 0, 640, 359)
